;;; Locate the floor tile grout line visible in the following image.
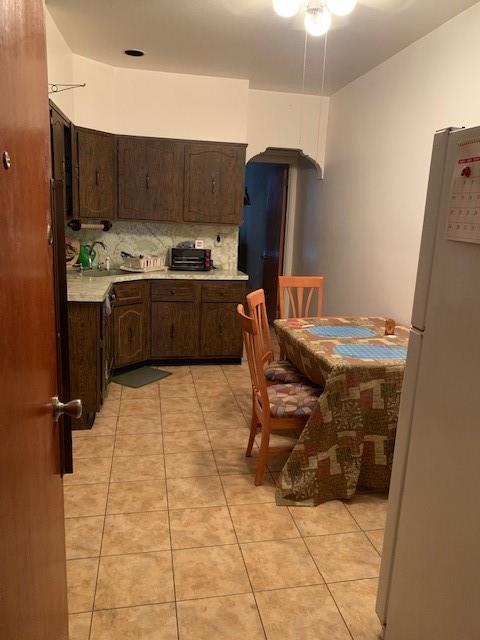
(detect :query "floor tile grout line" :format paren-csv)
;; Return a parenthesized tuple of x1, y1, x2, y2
(72, 576, 381, 617)
(87, 387, 121, 640)
(195, 380, 268, 640)
(340, 506, 383, 557)
(66, 537, 385, 562)
(300, 513, 356, 640)
(324, 581, 355, 640)
(160, 375, 181, 640)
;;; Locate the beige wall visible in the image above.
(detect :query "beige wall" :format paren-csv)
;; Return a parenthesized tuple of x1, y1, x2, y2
(300, 3, 480, 325)
(45, 9, 74, 118)
(72, 55, 250, 142)
(247, 89, 329, 168)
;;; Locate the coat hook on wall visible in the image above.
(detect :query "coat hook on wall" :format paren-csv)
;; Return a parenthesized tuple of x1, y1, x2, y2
(48, 82, 86, 95)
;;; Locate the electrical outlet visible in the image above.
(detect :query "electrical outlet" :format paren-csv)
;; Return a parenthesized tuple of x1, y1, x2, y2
(215, 234, 222, 246)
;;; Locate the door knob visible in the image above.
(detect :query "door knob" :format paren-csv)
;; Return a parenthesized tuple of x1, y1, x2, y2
(52, 396, 82, 422)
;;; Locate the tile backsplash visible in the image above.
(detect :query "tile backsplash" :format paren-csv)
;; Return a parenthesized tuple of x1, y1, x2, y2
(66, 221, 239, 270)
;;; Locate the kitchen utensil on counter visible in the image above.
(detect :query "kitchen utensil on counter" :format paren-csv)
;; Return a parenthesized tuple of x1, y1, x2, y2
(65, 238, 80, 270)
(120, 253, 165, 273)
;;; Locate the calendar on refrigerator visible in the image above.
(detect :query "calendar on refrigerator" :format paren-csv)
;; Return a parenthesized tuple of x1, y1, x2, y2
(447, 138, 480, 244)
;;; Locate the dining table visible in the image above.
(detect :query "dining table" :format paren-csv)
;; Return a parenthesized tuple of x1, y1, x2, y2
(273, 316, 410, 506)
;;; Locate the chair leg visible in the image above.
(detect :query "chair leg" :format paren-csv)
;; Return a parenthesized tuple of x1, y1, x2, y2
(255, 425, 270, 486)
(246, 410, 258, 458)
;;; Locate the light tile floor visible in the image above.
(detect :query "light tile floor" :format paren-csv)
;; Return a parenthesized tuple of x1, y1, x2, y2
(65, 361, 387, 640)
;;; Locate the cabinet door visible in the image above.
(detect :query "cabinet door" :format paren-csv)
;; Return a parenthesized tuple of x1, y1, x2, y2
(200, 302, 243, 358)
(184, 143, 245, 224)
(50, 105, 73, 218)
(117, 137, 149, 219)
(77, 128, 116, 219)
(118, 137, 184, 221)
(68, 302, 101, 427)
(151, 302, 198, 358)
(113, 303, 147, 367)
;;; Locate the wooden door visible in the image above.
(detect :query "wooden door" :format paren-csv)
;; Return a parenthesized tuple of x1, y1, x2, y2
(184, 143, 245, 224)
(0, 0, 69, 637)
(118, 137, 184, 221)
(151, 302, 199, 358)
(262, 165, 288, 322)
(200, 303, 243, 357)
(77, 128, 116, 219)
(113, 304, 148, 367)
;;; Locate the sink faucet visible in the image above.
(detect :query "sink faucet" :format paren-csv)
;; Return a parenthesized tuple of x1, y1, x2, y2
(89, 241, 106, 255)
(88, 241, 106, 268)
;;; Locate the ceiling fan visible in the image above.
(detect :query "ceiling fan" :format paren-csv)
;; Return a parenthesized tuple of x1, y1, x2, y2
(273, 0, 357, 35)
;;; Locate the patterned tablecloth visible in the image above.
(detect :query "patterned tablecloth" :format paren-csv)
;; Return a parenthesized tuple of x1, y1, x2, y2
(274, 317, 409, 506)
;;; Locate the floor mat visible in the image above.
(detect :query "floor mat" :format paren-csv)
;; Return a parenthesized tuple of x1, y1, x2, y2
(111, 366, 171, 388)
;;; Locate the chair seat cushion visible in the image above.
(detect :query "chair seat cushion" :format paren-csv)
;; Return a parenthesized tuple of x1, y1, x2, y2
(265, 360, 306, 384)
(267, 383, 322, 418)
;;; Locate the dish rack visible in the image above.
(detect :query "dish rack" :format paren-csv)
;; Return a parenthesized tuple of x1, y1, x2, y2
(120, 255, 164, 273)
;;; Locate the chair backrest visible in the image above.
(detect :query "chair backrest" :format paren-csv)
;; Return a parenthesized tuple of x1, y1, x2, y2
(278, 275, 324, 319)
(236, 304, 269, 416)
(246, 289, 273, 365)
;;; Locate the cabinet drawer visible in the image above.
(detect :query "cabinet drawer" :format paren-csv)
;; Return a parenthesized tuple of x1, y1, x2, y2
(112, 281, 147, 306)
(151, 281, 196, 302)
(201, 282, 245, 303)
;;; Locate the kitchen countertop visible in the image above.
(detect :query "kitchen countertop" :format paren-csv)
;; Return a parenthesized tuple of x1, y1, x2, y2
(67, 268, 249, 302)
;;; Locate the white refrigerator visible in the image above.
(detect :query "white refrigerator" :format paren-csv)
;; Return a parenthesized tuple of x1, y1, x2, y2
(376, 126, 480, 639)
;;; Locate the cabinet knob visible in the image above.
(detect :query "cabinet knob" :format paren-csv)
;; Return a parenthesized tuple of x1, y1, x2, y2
(170, 289, 175, 295)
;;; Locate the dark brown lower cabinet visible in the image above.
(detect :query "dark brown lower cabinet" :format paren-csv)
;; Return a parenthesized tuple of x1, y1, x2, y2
(69, 279, 245, 426)
(151, 302, 199, 358)
(200, 302, 243, 357)
(113, 303, 148, 367)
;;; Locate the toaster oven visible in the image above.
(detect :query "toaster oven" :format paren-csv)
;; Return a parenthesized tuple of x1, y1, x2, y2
(169, 248, 212, 271)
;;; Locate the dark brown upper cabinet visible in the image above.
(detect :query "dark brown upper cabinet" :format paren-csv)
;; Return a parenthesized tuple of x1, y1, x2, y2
(75, 128, 116, 219)
(183, 142, 246, 225)
(118, 137, 184, 222)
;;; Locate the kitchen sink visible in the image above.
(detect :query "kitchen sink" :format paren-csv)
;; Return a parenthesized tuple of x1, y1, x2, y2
(72, 268, 125, 277)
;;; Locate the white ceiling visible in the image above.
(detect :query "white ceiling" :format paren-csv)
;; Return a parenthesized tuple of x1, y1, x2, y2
(46, 0, 477, 95)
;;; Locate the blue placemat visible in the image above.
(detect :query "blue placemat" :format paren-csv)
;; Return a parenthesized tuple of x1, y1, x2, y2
(309, 325, 376, 338)
(334, 344, 408, 360)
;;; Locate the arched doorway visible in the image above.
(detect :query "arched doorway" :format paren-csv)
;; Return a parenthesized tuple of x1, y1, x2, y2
(239, 148, 321, 322)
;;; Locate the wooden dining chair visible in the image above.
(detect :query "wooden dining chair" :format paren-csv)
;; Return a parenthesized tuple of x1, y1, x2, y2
(278, 275, 325, 319)
(246, 288, 306, 384)
(237, 304, 321, 485)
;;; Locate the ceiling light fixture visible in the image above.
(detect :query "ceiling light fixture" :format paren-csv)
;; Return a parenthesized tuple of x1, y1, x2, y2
(272, 0, 302, 18)
(272, 0, 356, 36)
(304, 6, 332, 37)
(326, 0, 357, 16)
